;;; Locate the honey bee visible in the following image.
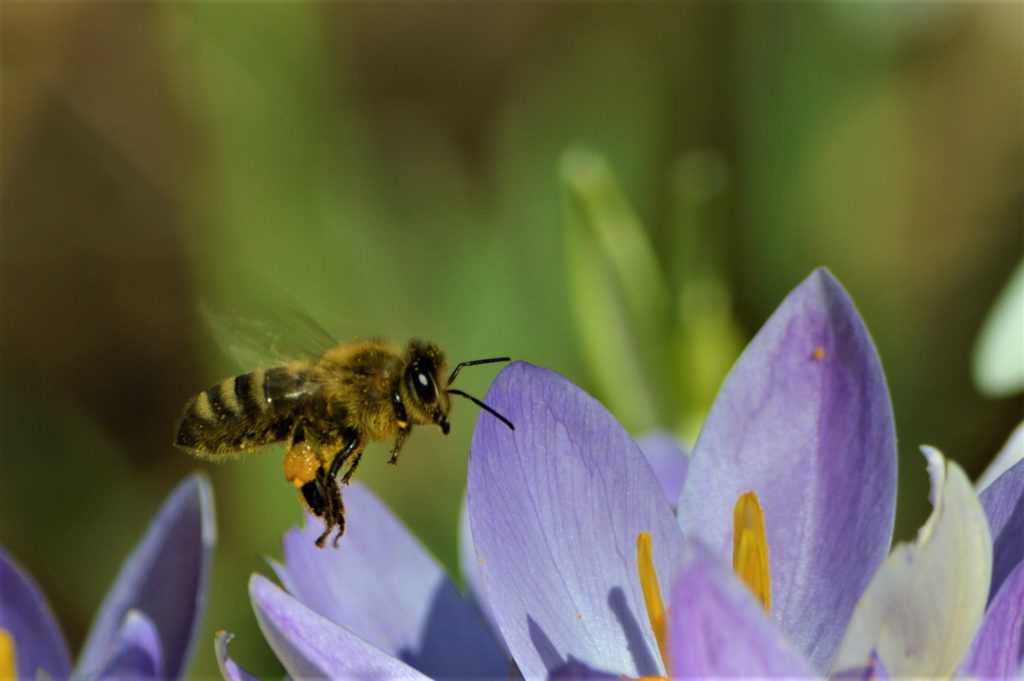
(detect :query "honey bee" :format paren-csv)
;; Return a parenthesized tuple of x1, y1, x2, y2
(174, 325, 512, 548)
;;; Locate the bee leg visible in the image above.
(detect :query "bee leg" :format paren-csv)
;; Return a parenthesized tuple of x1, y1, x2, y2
(301, 466, 348, 549)
(328, 481, 346, 548)
(387, 426, 411, 466)
(330, 494, 346, 548)
(339, 448, 364, 486)
(327, 431, 361, 480)
(300, 472, 335, 548)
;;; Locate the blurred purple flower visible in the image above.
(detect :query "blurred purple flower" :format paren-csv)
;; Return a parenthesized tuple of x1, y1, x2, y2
(0, 475, 214, 680)
(218, 269, 1024, 679)
(208, 479, 499, 678)
(635, 432, 688, 507)
(958, 433, 1024, 679)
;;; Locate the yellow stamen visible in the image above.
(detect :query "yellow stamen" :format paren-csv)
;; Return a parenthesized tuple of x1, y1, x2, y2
(636, 532, 670, 675)
(733, 491, 771, 611)
(0, 629, 16, 681)
(813, 347, 826, 361)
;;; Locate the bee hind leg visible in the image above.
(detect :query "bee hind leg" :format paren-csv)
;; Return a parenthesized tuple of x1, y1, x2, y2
(325, 479, 346, 548)
(326, 432, 365, 488)
(339, 449, 364, 486)
(301, 469, 346, 549)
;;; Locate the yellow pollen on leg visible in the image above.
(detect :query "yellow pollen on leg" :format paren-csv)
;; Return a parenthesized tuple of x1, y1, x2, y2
(0, 629, 16, 681)
(732, 491, 771, 612)
(636, 532, 670, 676)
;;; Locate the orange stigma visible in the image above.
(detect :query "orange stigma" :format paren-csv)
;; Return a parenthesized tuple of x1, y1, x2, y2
(732, 491, 771, 611)
(0, 629, 16, 681)
(636, 532, 670, 677)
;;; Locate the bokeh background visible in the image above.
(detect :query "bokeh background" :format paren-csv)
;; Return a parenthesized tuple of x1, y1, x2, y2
(2, 3, 1021, 678)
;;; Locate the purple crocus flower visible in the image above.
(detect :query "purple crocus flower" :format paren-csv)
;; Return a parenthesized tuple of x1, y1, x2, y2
(465, 269, 891, 678)
(217, 480, 505, 679)
(219, 269, 1024, 679)
(0, 475, 214, 680)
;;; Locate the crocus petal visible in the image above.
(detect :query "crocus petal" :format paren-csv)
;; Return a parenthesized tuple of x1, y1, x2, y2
(214, 631, 261, 681)
(677, 268, 897, 671)
(76, 475, 215, 680)
(667, 545, 814, 678)
(830, 651, 888, 681)
(832, 447, 992, 677)
(958, 560, 1024, 679)
(979, 457, 1024, 601)
(977, 422, 1024, 492)
(457, 494, 505, 652)
(249, 574, 428, 680)
(636, 431, 689, 506)
(548, 658, 622, 679)
(275, 482, 507, 679)
(468, 362, 688, 678)
(93, 610, 163, 680)
(0, 548, 71, 680)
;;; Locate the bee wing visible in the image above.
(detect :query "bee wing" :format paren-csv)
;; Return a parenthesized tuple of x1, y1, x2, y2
(199, 283, 338, 370)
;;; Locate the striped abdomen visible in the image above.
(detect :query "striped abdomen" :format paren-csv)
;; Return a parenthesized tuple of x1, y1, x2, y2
(174, 367, 312, 458)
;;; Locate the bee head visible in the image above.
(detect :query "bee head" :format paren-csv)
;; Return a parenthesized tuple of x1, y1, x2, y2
(401, 342, 515, 434)
(403, 340, 452, 433)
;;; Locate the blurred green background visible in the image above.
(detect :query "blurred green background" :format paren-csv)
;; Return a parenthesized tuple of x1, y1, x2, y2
(2, 3, 1021, 678)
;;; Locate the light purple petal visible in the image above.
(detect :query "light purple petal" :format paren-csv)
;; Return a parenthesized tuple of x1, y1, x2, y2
(636, 431, 689, 506)
(76, 475, 215, 680)
(214, 631, 261, 681)
(458, 493, 506, 656)
(94, 610, 164, 680)
(0, 548, 71, 680)
(667, 546, 814, 678)
(249, 574, 428, 680)
(468, 362, 688, 678)
(275, 482, 507, 679)
(678, 268, 897, 672)
(980, 457, 1024, 601)
(959, 560, 1024, 679)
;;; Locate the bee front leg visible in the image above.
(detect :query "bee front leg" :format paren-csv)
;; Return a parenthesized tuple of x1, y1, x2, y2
(387, 426, 411, 466)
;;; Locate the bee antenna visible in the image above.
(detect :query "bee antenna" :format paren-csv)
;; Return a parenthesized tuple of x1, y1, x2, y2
(447, 389, 515, 431)
(447, 357, 511, 385)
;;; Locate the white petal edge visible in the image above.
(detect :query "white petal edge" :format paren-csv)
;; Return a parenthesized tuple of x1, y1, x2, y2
(831, 447, 992, 677)
(973, 260, 1024, 397)
(977, 421, 1024, 492)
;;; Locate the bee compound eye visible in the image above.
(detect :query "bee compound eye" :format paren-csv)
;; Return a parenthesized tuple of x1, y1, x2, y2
(412, 370, 437, 404)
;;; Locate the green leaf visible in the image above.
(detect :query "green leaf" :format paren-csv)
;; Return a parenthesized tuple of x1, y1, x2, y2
(670, 151, 745, 439)
(562, 148, 672, 433)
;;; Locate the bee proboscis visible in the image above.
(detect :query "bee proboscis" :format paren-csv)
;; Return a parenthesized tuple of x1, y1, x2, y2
(174, 337, 512, 547)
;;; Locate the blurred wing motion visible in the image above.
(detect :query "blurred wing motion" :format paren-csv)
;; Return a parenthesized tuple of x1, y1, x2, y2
(199, 281, 339, 370)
